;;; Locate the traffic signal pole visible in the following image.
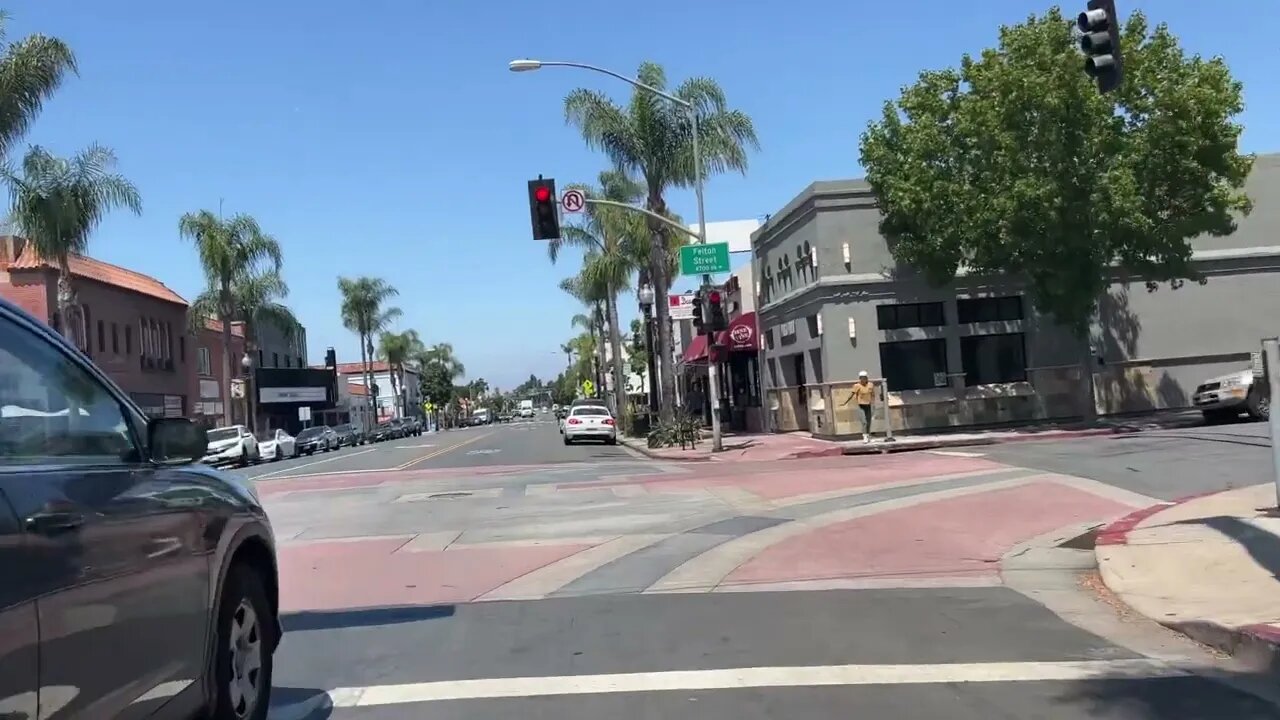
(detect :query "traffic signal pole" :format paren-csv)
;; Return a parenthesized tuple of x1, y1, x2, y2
(690, 113, 724, 453)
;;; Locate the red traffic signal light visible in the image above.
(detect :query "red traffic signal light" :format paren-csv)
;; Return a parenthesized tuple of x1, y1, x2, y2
(534, 186, 551, 203)
(527, 177, 561, 241)
(708, 291, 722, 304)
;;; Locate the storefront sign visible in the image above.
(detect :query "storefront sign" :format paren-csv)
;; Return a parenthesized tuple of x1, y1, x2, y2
(259, 386, 328, 404)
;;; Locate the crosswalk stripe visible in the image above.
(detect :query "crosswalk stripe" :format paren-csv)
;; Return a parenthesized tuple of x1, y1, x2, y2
(321, 659, 1188, 707)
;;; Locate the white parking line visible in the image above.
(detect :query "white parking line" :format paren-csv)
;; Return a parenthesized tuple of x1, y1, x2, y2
(248, 448, 377, 480)
(314, 659, 1187, 707)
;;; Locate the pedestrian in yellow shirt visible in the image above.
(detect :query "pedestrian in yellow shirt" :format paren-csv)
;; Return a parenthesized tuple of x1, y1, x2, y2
(844, 370, 876, 442)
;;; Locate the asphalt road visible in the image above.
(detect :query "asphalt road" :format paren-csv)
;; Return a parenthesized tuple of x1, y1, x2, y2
(252, 419, 1280, 719)
(984, 418, 1272, 500)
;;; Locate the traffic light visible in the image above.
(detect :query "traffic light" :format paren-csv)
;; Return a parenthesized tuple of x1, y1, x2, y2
(1078, 0, 1122, 94)
(707, 289, 727, 332)
(691, 292, 706, 335)
(528, 176, 561, 240)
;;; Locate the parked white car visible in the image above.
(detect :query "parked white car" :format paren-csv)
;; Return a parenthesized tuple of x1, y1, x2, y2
(563, 405, 617, 445)
(257, 427, 297, 461)
(202, 424, 258, 466)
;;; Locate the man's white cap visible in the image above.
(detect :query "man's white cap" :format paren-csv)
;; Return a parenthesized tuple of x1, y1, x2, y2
(858, 370, 869, 377)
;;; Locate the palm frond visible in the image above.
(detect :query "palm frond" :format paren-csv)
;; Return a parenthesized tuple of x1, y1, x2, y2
(0, 22, 77, 157)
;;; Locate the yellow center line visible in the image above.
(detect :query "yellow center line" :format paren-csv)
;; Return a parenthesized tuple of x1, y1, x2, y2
(395, 432, 493, 471)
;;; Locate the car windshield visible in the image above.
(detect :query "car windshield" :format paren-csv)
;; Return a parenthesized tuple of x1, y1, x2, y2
(572, 407, 609, 416)
(207, 428, 239, 442)
(297, 427, 323, 439)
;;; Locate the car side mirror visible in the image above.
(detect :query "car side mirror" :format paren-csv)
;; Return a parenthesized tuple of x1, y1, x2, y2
(149, 418, 208, 465)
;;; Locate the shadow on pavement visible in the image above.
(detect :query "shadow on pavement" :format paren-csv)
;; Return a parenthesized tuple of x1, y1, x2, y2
(283, 603, 457, 632)
(1056, 669, 1280, 718)
(269, 685, 334, 720)
(1178, 516, 1280, 582)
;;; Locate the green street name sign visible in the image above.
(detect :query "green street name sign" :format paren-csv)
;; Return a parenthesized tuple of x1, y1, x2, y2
(679, 242, 731, 275)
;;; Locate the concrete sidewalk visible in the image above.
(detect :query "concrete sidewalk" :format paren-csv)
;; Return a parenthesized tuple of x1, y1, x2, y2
(618, 431, 843, 462)
(1095, 483, 1280, 669)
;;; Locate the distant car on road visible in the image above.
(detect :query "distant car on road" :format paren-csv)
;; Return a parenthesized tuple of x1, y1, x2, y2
(0, 294, 282, 720)
(1193, 368, 1270, 423)
(295, 425, 336, 454)
(563, 404, 618, 445)
(332, 423, 362, 446)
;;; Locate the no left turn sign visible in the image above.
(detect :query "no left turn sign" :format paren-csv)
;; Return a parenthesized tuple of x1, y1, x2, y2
(561, 189, 585, 213)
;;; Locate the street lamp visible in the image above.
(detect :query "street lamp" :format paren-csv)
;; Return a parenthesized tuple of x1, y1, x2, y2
(240, 352, 254, 433)
(512, 57, 723, 452)
(637, 284, 659, 415)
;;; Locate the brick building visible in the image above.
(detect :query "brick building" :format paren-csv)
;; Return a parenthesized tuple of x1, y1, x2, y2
(0, 235, 193, 417)
(194, 318, 247, 427)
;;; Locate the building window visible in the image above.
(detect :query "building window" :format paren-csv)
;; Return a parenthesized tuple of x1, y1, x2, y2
(257, 350, 263, 367)
(97, 320, 105, 353)
(958, 296, 1023, 324)
(285, 355, 291, 368)
(198, 347, 212, 376)
(111, 323, 119, 354)
(124, 325, 132, 354)
(297, 356, 303, 368)
(876, 302, 945, 330)
(879, 338, 949, 391)
(179, 335, 185, 362)
(272, 352, 279, 367)
(81, 305, 91, 355)
(961, 333, 1027, 385)
(165, 322, 173, 360)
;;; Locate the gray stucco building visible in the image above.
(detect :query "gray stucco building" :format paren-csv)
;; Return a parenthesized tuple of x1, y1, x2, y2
(753, 154, 1280, 438)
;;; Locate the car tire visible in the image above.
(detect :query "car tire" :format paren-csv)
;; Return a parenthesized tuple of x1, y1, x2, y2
(563, 436, 572, 445)
(210, 563, 275, 720)
(606, 437, 617, 445)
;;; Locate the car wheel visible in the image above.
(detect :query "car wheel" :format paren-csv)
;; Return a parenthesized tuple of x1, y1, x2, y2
(210, 564, 274, 720)
(563, 436, 572, 445)
(606, 437, 617, 445)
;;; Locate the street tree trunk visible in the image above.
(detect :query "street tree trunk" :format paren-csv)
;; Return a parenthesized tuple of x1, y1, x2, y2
(55, 260, 79, 348)
(649, 226, 677, 421)
(219, 286, 234, 427)
(606, 290, 627, 417)
(359, 333, 374, 431)
(388, 364, 401, 419)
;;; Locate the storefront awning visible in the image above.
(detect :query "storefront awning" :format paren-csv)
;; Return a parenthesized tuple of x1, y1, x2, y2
(717, 312, 762, 352)
(681, 312, 762, 365)
(682, 334, 710, 364)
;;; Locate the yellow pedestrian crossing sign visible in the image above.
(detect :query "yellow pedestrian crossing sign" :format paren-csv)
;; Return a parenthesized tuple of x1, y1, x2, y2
(423, 401, 435, 411)
(582, 379, 595, 397)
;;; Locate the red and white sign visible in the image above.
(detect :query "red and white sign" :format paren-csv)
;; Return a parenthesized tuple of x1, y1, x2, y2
(728, 323, 754, 348)
(668, 293, 696, 320)
(561, 189, 585, 213)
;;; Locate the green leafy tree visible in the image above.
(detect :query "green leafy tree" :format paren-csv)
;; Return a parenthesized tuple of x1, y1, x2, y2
(565, 61, 758, 420)
(627, 317, 648, 379)
(338, 277, 400, 428)
(378, 328, 424, 418)
(859, 8, 1252, 407)
(4, 145, 142, 349)
(0, 12, 77, 160)
(181, 210, 282, 426)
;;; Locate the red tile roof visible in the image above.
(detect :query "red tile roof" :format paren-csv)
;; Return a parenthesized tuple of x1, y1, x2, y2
(6, 245, 188, 306)
(347, 383, 370, 397)
(323, 361, 391, 375)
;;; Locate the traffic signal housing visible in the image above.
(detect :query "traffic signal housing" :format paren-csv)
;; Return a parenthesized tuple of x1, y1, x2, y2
(1078, 0, 1122, 94)
(707, 289, 727, 332)
(691, 293, 706, 335)
(528, 177, 561, 240)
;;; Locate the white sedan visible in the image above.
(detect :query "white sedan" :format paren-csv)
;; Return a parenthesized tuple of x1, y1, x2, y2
(257, 428, 297, 461)
(563, 405, 617, 445)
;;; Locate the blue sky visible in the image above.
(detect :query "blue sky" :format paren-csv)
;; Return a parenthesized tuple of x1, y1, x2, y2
(8, 0, 1277, 389)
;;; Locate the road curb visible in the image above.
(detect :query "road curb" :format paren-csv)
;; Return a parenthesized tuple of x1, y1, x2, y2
(616, 437, 714, 462)
(840, 427, 1126, 456)
(1093, 490, 1280, 669)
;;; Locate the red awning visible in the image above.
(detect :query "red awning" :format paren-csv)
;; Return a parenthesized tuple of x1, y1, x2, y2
(682, 334, 709, 364)
(715, 312, 762, 352)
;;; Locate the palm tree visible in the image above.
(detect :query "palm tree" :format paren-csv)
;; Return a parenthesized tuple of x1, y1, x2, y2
(3, 144, 142, 348)
(378, 328, 424, 419)
(550, 169, 648, 416)
(0, 13, 77, 160)
(416, 342, 465, 429)
(561, 342, 573, 370)
(338, 277, 400, 430)
(565, 61, 758, 419)
(561, 273, 608, 398)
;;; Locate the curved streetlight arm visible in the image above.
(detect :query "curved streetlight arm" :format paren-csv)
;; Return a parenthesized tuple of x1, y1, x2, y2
(583, 198, 699, 239)
(533, 61, 692, 109)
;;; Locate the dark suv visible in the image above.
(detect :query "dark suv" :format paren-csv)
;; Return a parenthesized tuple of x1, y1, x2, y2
(0, 297, 282, 720)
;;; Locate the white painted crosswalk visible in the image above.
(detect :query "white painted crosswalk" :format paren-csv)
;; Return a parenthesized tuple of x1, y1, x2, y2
(272, 659, 1188, 714)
